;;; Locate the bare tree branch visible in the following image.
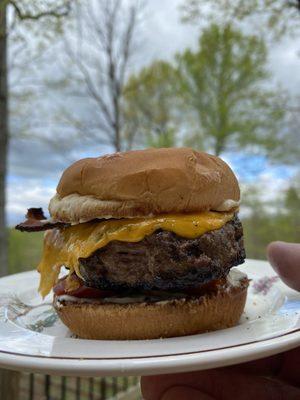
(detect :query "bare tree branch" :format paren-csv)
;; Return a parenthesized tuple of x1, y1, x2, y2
(119, 5, 137, 88)
(9, 0, 71, 20)
(287, 0, 300, 11)
(63, 38, 114, 129)
(62, 0, 143, 151)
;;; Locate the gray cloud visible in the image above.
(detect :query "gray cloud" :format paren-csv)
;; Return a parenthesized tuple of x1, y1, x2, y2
(7, 0, 300, 225)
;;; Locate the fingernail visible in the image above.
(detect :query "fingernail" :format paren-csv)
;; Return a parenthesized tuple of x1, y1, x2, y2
(161, 386, 214, 400)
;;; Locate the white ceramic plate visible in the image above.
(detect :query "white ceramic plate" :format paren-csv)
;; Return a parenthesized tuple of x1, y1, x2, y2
(0, 259, 299, 377)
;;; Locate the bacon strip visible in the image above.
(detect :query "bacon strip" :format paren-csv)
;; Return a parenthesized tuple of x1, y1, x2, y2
(15, 207, 69, 232)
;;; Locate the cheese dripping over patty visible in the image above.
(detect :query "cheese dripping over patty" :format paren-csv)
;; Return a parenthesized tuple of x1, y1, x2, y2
(38, 211, 234, 297)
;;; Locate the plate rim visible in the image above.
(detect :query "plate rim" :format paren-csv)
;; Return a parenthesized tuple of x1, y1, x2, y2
(0, 329, 299, 376)
(0, 259, 299, 375)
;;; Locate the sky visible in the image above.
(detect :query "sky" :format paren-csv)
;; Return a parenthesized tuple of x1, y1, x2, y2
(7, 0, 300, 226)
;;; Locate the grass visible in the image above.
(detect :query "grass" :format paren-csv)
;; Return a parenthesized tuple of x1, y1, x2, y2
(242, 214, 300, 260)
(8, 229, 44, 275)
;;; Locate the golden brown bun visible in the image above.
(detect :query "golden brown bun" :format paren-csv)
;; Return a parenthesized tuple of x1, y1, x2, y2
(54, 275, 248, 340)
(49, 148, 240, 223)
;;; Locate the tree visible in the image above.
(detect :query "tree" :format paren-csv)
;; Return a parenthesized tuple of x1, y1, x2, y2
(180, 0, 300, 40)
(268, 97, 300, 165)
(0, 2, 8, 281)
(284, 175, 300, 238)
(0, 2, 70, 395)
(123, 61, 179, 148)
(242, 177, 300, 259)
(177, 24, 285, 156)
(0, 1, 70, 278)
(62, 0, 144, 152)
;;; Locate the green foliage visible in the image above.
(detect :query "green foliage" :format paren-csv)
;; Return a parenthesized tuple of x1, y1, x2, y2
(123, 61, 179, 148)
(286, 186, 300, 210)
(243, 210, 300, 260)
(242, 212, 300, 260)
(241, 181, 300, 259)
(8, 229, 43, 275)
(180, 0, 300, 40)
(177, 23, 285, 155)
(146, 128, 176, 148)
(268, 99, 300, 165)
(123, 25, 285, 156)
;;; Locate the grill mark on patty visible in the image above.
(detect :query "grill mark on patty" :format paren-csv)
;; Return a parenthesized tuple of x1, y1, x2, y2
(79, 215, 245, 292)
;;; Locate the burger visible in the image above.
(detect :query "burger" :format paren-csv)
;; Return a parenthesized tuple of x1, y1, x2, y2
(16, 147, 248, 340)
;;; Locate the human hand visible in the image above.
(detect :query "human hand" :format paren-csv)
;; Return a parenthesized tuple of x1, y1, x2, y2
(141, 241, 300, 400)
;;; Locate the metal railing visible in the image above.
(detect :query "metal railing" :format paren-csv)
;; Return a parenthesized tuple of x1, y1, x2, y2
(19, 373, 140, 400)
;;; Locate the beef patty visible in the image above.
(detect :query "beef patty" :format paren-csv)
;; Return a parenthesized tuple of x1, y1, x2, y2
(79, 215, 245, 292)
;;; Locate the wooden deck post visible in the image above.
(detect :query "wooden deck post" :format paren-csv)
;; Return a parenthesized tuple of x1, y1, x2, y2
(0, 369, 20, 400)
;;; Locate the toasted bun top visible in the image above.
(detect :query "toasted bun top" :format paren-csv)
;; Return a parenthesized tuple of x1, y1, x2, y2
(49, 148, 240, 223)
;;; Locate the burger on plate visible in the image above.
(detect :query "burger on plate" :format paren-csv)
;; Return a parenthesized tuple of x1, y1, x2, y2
(16, 147, 248, 340)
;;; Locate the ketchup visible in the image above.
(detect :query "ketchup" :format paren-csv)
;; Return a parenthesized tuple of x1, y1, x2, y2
(53, 275, 115, 298)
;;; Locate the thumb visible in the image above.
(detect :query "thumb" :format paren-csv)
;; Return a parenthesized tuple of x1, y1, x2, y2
(267, 241, 300, 291)
(141, 369, 300, 400)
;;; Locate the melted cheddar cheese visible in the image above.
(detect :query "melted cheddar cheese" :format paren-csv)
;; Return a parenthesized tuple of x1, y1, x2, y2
(38, 211, 233, 297)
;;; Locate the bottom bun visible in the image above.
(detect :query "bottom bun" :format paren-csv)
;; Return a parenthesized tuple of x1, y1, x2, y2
(54, 270, 249, 340)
